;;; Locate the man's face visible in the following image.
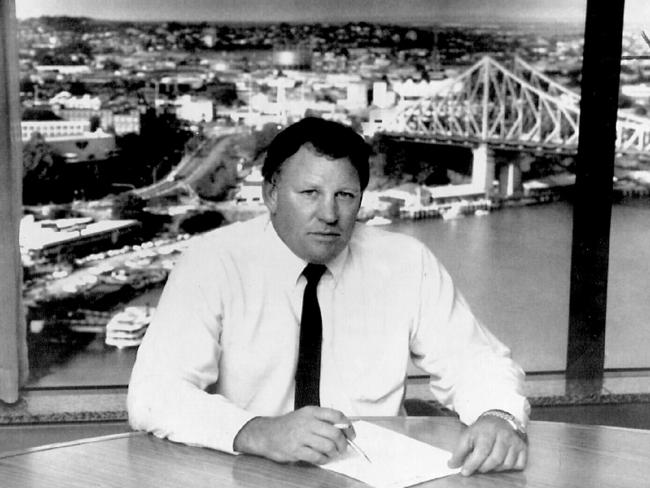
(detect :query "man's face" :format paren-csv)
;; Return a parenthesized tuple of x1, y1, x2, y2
(264, 144, 362, 265)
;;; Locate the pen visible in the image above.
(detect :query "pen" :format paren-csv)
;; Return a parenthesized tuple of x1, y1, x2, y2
(333, 423, 373, 464)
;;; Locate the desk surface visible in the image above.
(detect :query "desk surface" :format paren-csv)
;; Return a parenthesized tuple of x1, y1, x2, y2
(1, 417, 649, 488)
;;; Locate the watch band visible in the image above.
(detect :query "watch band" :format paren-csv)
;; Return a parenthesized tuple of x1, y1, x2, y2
(479, 409, 528, 442)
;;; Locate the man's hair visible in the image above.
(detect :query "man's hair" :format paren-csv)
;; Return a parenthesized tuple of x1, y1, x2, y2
(262, 117, 370, 191)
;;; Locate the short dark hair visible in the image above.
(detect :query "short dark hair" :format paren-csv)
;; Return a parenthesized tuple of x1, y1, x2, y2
(262, 117, 370, 191)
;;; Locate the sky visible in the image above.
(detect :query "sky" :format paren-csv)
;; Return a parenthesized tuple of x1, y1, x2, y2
(13, 0, 650, 27)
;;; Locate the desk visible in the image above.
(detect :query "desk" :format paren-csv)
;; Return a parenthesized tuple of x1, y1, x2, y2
(1, 417, 649, 487)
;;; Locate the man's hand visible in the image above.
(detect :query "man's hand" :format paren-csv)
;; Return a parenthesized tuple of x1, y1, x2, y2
(232, 406, 351, 464)
(448, 415, 527, 476)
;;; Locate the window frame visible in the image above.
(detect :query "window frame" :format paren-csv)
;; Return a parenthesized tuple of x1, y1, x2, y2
(0, 0, 630, 410)
(0, 0, 28, 405)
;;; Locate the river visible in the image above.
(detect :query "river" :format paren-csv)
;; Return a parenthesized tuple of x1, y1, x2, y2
(31, 199, 650, 388)
(130, 199, 650, 372)
(385, 200, 650, 372)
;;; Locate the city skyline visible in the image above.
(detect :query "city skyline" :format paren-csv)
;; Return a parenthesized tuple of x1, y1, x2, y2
(15, 0, 599, 24)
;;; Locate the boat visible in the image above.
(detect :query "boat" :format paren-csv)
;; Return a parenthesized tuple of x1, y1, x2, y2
(105, 305, 155, 348)
(441, 202, 465, 220)
(365, 216, 392, 226)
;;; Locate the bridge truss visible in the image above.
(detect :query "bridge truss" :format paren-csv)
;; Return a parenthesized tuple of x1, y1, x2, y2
(385, 56, 650, 155)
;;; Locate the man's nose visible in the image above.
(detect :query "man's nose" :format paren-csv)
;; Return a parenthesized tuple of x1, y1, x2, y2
(317, 195, 338, 223)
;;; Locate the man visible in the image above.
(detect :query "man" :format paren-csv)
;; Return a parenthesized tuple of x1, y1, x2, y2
(128, 117, 529, 476)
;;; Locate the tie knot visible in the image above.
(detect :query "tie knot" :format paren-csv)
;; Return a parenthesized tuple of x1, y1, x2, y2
(303, 263, 327, 284)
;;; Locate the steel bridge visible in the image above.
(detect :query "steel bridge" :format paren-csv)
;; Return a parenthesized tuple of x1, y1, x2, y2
(380, 56, 650, 156)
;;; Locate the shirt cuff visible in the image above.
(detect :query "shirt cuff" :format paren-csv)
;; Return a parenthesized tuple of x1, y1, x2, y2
(202, 404, 258, 455)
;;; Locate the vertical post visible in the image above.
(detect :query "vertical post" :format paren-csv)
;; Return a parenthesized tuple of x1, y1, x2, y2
(0, 0, 28, 403)
(566, 0, 625, 388)
(471, 143, 494, 194)
(481, 57, 490, 141)
(498, 162, 522, 198)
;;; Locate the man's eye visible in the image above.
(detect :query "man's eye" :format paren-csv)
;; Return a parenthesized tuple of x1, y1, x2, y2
(301, 189, 317, 196)
(337, 192, 356, 199)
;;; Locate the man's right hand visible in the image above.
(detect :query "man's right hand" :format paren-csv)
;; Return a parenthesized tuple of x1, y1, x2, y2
(232, 406, 351, 464)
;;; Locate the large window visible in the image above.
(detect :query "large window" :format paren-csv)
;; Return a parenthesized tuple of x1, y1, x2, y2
(2, 0, 646, 413)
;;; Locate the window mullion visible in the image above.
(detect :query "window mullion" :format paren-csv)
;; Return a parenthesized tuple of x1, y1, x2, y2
(567, 0, 625, 386)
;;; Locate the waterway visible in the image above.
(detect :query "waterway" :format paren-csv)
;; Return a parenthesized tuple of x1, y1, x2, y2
(28, 199, 650, 388)
(386, 200, 650, 372)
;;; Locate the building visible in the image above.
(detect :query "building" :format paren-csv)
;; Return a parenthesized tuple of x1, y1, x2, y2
(21, 120, 89, 141)
(34, 65, 92, 76)
(272, 44, 312, 70)
(45, 130, 117, 163)
(20, 214, 141, 262)
(344, 81, 369, 110)
(49, 92, 101, 110)
(56, 108, 141, 135)
(21, 119, 116, 163)
(174, 95, 214, 123)
(621, 83, 650, 103)
(235, 167, 264, 205)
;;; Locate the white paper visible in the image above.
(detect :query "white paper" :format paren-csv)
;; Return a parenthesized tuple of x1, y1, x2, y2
(321, 420, 460, 488)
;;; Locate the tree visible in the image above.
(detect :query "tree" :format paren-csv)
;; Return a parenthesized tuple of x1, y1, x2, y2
(102, 58, 122, 72)
(22, 133, 68, 204)
(116, 109, 194, 187)
(68, 80, 87, 96)
(22, 107, 62, 121)
(178, 211, 225, 234)
(253, 122, 282, 158)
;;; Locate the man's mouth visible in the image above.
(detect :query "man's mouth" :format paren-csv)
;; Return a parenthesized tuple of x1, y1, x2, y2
(310, 231, 341, 239)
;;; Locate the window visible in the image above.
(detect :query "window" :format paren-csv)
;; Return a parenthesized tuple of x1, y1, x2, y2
(1, 0, 642, 415)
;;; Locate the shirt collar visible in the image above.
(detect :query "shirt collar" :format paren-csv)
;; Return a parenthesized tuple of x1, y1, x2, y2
(262, 215, 350, 288)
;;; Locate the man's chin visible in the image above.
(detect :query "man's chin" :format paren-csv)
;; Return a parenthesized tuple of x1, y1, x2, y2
(304, 243, 343, 265)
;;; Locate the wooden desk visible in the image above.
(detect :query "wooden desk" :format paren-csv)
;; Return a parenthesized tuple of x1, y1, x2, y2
(1, 417, 649, 487)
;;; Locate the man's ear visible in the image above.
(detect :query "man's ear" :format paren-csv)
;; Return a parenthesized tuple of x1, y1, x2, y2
(262, 180, 277, 214)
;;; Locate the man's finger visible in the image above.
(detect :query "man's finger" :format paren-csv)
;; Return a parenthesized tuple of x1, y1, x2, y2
(448, 432, 473, 469)
(496, 444, 520, 471)
(296, 445, 329, 465)
(514, 446, 528, 470)
(460, 436, 494, 476)
(309, 406, 350, 425)
(477, 438, 508, 473)
(304, 433, 340, 460)
(311, 422, 348, 453)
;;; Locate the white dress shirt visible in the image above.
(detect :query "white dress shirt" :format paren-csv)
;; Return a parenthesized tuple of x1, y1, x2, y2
(128, 215, 529, 453)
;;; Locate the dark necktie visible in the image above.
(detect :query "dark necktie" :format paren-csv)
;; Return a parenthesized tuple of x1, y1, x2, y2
(294, 263, 327, 409)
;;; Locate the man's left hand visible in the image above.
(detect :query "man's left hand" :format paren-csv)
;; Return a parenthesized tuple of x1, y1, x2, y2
(447, 415, 527, 476)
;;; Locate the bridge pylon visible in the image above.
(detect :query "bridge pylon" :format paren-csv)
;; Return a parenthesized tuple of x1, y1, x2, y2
(471, 143, 495, 195)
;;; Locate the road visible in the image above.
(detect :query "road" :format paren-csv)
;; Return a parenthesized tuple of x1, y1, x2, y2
(134, 127, 245, 200)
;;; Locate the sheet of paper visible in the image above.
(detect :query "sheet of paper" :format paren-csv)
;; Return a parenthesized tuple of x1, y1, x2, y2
(321, 420, 460, 488)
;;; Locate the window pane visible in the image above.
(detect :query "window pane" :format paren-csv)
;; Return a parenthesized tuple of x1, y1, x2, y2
(391, 202, 572, 373)
(605, 3, 650, 370)
(17, 2, 588, 390)
(607, 205, 650, 369)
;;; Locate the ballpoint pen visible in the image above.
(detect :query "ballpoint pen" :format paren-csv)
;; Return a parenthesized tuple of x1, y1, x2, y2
(334, 423, 372, 464)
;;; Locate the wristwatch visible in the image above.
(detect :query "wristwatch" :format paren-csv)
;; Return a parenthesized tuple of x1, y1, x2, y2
(479, 409, 528, 442)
